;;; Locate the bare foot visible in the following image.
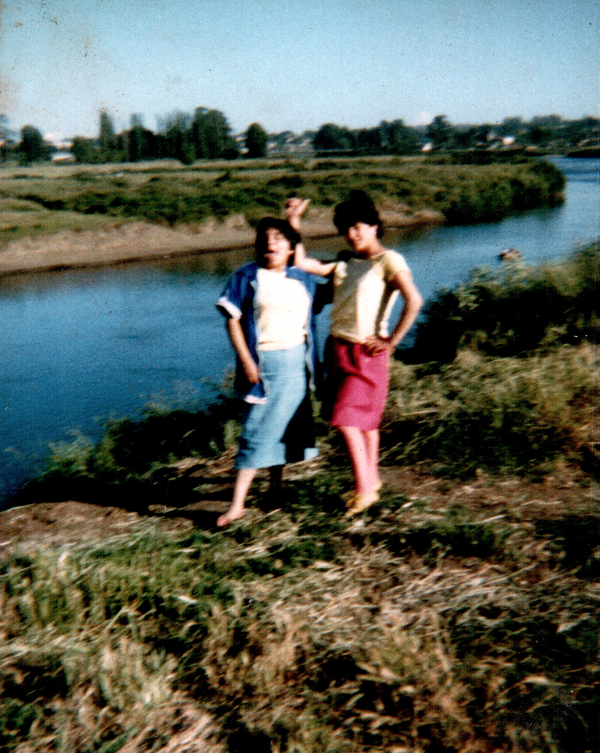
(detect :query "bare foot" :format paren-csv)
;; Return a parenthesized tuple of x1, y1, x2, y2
(216, 509, 246, 527)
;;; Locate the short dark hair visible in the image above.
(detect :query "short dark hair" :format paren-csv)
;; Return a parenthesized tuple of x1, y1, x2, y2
(255, 217, 301, 265)
(333, 190, 384, 238)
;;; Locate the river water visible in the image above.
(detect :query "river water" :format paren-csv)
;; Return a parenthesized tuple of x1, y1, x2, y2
(1, 157, 598, 504)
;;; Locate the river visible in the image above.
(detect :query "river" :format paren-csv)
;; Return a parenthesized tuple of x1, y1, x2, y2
(1, 157, 598, 505)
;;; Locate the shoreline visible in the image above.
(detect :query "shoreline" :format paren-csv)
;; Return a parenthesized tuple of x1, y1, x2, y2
(0, 206, 443, 277)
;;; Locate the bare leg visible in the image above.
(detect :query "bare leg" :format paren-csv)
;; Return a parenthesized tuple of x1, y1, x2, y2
(338, 426, 372, 495)
(364, 429, 381, 491)
(217, 468, 257, 527)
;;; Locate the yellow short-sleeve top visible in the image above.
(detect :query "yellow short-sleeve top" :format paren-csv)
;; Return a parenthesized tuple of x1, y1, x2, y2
(330, 250, 411, 343)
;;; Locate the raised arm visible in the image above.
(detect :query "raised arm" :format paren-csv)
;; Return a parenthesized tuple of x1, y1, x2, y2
(285, 197, 336, 277)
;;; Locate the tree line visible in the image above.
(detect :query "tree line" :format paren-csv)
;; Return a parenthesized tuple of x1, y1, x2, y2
(0, 109, 598, 166)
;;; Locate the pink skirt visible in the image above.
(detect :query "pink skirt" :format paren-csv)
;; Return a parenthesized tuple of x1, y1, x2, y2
(329, 338, 390, 431)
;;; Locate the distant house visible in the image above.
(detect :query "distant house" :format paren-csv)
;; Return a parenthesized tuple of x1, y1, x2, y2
(267, 132, 314, 157)
(52, 151, 75, 163)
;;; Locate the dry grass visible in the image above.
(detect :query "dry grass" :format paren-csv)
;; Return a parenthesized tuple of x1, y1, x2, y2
(1, 483, 597, 752)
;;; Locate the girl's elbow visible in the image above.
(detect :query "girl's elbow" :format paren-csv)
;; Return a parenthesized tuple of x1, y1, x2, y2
(406, 291, 423, 313)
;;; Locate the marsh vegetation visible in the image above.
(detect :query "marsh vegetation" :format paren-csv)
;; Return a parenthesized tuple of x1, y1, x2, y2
(0, 157, 564, 246)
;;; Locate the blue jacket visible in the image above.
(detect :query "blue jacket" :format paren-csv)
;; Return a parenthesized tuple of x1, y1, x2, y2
(216, 263, 320, 403)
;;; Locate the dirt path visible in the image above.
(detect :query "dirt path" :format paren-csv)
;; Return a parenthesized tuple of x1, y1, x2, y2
(0, 206, 442, 276)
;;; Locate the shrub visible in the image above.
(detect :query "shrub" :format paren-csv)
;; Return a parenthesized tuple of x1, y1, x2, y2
(384, 345, 599, 475)
(412, 240, 600, 361)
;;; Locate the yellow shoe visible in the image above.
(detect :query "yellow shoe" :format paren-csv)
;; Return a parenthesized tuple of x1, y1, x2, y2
(344, 481, 382, 508)
(344, 491, 379, 518)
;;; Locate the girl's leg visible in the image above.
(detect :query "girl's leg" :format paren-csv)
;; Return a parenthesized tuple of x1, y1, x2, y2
(338, 426, 373, 495)
(269, 465, 284, 491)
(217, 468, 257, 527)
(364, 429, 381, 491)
(261, 465, 286, 511)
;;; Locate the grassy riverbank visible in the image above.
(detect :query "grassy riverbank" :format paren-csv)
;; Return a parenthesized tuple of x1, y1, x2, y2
(0, 156, 564, 247)
(2, 243, 598, 752)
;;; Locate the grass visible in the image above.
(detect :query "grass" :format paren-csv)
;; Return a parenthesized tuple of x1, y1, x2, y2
(383, 343, 599, 477)
(0, 156, 565, 244)
(1, 485, 598, 752)
(19, 336, 597, 510)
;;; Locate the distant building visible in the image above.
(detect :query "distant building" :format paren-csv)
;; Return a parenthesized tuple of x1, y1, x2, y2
(45, 134, 75, 163)
(52, 151, 76, 163)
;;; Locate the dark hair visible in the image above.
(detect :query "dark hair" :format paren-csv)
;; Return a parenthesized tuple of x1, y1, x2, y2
(255, 217, 301, 265)
(333, 190, 384, 238)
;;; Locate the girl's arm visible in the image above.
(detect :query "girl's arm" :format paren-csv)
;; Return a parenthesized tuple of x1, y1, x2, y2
(294, 241, 336, 277)
(364, 271, 423, 355)
(285, 197, 336, 277)
(226, 317, 260, 384)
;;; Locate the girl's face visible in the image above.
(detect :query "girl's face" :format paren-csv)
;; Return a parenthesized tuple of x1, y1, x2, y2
(345, 222, 379, 255)
(261, 227, 294, 271)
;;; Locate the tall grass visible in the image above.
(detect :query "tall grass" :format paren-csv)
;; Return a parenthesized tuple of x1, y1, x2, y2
(384, 344, 599, 476)
(1, 488, 597, 752)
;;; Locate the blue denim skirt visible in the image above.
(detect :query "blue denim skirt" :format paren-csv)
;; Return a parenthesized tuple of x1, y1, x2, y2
(235, 343, 319, 469)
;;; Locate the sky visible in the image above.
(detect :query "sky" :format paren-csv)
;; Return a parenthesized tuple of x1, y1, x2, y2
(0, 0, 598, 142)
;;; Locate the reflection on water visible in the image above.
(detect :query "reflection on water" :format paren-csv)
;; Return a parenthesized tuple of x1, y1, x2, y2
(1, 158, 598, 505)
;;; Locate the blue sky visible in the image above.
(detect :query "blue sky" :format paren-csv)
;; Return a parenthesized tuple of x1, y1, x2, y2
(1, 0, 598, 141)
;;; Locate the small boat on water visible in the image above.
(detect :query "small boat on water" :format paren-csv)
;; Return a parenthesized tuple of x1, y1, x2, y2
(499, 247, 522, 262)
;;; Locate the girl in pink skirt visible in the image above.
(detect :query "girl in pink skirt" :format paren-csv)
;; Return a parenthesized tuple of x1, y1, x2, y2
(288, 192, 423, 517)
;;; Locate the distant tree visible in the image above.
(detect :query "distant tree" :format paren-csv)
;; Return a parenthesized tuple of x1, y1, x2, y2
(561, 116, 600, 147)
(380, 119, 419, 155)
(71, 136, 97, 163)
(18, 125, 50, 164)
(528, 124, 550, 147)
(159, 111, 194, 164)
(355, 126, 382, 154)
(527, 115, 563, 147)
(427, 115, 454, 150)
(0, 114, 14, 161)
(452, 125, 480, 150)
(498, 116, 524, 137)
(245, 122, 268, 158)
(98, 110, 116, 159)
(192, 107, 238, 160)
(125, 114, 157, 162)
(313, 123, 354, 152)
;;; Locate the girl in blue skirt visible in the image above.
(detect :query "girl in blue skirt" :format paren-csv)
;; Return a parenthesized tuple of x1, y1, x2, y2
(215, 215, 320, 526)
